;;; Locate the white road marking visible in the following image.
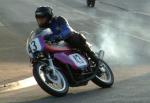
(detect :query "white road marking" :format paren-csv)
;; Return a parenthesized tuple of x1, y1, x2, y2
(0, 76, 37, 93)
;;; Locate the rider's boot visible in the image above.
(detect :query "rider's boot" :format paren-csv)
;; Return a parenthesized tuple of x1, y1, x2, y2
(82, 44, 99, 66)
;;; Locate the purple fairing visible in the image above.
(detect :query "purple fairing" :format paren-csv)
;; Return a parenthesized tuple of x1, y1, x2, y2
(54, 52, 78, 70)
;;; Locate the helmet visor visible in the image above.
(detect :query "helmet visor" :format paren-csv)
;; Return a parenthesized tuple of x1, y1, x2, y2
(35, 12, 47, 18)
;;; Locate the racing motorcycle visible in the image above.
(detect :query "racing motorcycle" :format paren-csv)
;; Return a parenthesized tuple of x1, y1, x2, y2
(26, 28, 114, 97)
(87, 0, 96, 7)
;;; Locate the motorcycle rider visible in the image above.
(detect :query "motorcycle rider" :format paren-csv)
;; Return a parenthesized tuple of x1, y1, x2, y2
(87, 0, 96, 7)
(35, 6, 99, 65)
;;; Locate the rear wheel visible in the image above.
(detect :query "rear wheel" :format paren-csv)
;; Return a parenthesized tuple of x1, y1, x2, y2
(92, 60, 114, 88)
(33, 63, 69, 97)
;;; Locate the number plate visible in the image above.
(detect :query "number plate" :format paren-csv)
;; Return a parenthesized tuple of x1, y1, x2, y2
(69, 53, 87, 68)
(29, 38, 42, 52)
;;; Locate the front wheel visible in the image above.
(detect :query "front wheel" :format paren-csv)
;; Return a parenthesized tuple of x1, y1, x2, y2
(33, 63, 69, 97)
(92, 60, 114, 88)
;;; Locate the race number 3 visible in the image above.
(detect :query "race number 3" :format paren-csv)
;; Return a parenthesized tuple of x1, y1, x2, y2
(31, 41, 37, 52)
(29, 38, 42, 53)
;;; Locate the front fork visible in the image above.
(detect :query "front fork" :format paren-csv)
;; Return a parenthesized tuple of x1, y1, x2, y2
(47, 54, 56, 76)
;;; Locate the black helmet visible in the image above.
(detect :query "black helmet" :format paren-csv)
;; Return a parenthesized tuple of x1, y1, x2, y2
(35, 6, 53, 21)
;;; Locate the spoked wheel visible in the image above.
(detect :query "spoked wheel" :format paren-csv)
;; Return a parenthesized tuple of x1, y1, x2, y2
(33, 63, 69, 97)
(92, 60, 114, 88)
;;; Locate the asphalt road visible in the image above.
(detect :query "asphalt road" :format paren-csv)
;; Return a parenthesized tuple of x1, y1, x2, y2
(1, 0, 150, 103)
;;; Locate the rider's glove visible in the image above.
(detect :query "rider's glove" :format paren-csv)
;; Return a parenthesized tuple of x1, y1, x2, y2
(53, 35, 63, 43)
